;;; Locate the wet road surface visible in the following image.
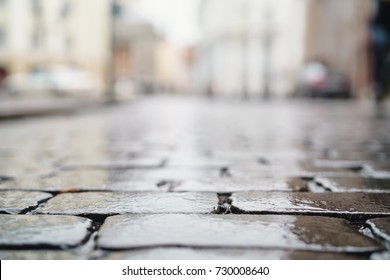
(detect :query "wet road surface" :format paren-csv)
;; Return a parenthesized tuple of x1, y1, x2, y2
(1, 96, 390, 259)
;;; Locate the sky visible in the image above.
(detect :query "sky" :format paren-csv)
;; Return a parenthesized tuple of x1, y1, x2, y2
(132, 0, 201, 45)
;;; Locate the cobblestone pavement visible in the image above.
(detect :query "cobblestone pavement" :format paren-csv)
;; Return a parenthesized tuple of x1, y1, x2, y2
(1, 96, 390, 260)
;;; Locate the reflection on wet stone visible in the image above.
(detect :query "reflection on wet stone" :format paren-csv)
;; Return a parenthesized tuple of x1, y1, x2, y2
(231, 192, 390, 217)
(0, 215, 92, 248)
(315, 177, 390, 192)
(97, 214, 382, 252)
(36, 192, 217, 215)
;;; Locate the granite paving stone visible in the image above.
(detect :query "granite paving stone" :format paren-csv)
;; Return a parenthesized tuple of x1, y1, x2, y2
(0, 171, 163, 192)
(314, 177, 390, 192)
(298, 160, 360, 174)
(0, 157, 56, 178)
(164, 157, 231, 169)
(173, 178, 292, 192)
(230, 192, 390, 217)
(102, 248, 368, 260)
(0, 214, 92, 248)
(0, 191, 52, 214)
(60, 157, 165, 170)
(139, 167, 220, 180)
(228, 166, 305, 178)
(312, 160, 371, 170)
(367, 218, 390, 243)
(97, 214, 382, 252)
(36, 192, 217, 215)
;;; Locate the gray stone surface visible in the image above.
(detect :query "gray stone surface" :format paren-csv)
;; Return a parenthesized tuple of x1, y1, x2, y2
(367, 218, 390, 243)
(0, 191, 52, 214)
(102, 248, 368, 260)
(230, 192, 390, 217)
(97, 214, 381, 252)
(0, 215, 92, 248)
(36, 192, 217, 215)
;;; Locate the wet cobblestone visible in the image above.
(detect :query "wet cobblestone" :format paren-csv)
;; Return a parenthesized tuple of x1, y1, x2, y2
(0, 191, 52, 214)
(314, 177, 390, 192)
(97, 214, 382, 252)
(0, 215, 92, 248)
(1, 97, 390, 259)
(36, 192, 217, 215)
(230, 192, 390, 218)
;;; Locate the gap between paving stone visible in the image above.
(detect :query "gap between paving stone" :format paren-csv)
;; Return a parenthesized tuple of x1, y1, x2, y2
(217, 192, 390, 222)
(366, 218, 390, 247)
(0, 191, 53, 214)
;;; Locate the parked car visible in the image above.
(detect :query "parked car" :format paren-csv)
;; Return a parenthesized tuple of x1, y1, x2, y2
(295, 61, 351, 98)
(3, 66, 103, 97)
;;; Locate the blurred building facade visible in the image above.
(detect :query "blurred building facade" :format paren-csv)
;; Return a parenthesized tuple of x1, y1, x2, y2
(305, 0, 372, 98)
(0, 0, 173, 96)
(0, 0, 111, 90)
(196, 0, 308, 99)
(113, 6, 159, 95)
(196, 0, 374, 99)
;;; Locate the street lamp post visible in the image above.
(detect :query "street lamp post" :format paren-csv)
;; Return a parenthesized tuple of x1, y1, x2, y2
(241, 0, 250, 100)
(262, 5, 273, 100)
(106, 0, 118, 103)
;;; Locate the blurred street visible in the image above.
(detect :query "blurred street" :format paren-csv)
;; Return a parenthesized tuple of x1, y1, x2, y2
(1, 0, 390, 261)
(1, 96, 390, 259)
